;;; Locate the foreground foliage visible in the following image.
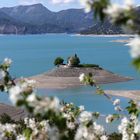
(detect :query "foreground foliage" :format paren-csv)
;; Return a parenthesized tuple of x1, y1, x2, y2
(0, 0, 140, 139)
(0, 58, 139, 140)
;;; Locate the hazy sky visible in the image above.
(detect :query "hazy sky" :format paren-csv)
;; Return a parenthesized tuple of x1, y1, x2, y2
(0, 0, 140, 11)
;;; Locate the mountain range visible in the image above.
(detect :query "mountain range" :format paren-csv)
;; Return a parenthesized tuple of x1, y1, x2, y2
(0, 3, 123, 34)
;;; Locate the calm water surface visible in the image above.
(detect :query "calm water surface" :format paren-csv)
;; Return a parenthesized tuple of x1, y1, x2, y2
(0, 34, 139, 116)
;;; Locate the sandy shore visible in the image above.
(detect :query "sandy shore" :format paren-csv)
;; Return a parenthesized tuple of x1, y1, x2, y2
(110, 39, 129, 43)
(74, 34, 134, 37)
(106, 90, 140, 101)
(1, 90, 140, 119)
(29, 67, 132, 89)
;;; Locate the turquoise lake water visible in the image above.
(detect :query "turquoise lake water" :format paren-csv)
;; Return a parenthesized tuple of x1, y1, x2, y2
(0, 34, 139, 116)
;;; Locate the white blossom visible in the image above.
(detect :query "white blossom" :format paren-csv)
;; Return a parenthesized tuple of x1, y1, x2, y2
(124, 0, 134, 8)
(80, 0, 92, 13)
(79, 105, 85, 111)
(79, 73, 85, 82)
(106, 115, 114, 123)
(113, 99, 120, 106)
(114, 106, 121, 111)
(75, 125, 89, 140)
(27, 93, 37, 103)
(118, 117, 137, 140)
(0, 123, 16, 134)
(0, 70, 6, 79)
(118, 117, 129, 133)
(16, 135, 26, 140)
(134, 123, 140, 133)
(75, 122, 105, 140)
(63, 113, 71, 119)
(67, 122, 75, 129)
(3, 58, 12, 65)
(104, 1, 133, 24)
(127, 37, 140, 58)
(104, 4, 122, 20)
(101, 135, 108, 140)
(9, 85, 22, 104)
(78, 111, 92, 123)
(24, 78, 36, 87)
(33, 97, 61, 114)
(93, 122, 105, 135)
(24, 118, 39, 135)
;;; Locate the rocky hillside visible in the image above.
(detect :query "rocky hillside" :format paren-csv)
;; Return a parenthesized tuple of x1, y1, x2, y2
(80, 20, 124, 35)
(0, 4, 95, 34)
(0, 3, 137, 34)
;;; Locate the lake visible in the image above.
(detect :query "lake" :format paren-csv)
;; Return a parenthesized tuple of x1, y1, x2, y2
(0, 34, 139, 115)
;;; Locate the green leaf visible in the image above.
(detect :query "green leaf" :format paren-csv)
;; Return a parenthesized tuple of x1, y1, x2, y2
(93, 0, 110, 21)
(0, 113, 15, 124)
(132, 58, 140, 71)
(16, 100, 25, 106)
(126, 100, 140, 117)
(23, 128, 32, 140)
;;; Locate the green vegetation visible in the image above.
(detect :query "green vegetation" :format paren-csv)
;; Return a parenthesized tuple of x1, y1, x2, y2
(108, 133, 122, 140)
(78, 64, 101, 68)
(54, 57, 64, 66)
(67, 54, 80, 66)
(54, 54, 101, 68)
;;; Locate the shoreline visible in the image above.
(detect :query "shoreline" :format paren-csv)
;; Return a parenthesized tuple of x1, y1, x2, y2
(106, 90, 140, 101)
(74, 34, 134, 38)
(1, 90, 140, 119)
(110, 39, 130, 43)
(0, 33, 134, 37)
(29, 67, 133, 89)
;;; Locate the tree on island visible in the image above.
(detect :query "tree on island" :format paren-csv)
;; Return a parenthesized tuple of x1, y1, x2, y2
(54, 57, 64, 66)
(67, 54, 80, 67)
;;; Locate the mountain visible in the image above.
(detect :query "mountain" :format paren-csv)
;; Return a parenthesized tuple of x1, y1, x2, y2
(0, 4, 98, 34)
(0, 10, 26, 34)
(54, 9, 94, 32)
(1, 4, 95, 33)
(1, 4, 55, 25)
(0, 3, 125, 34)
(80, 20, 124, 35)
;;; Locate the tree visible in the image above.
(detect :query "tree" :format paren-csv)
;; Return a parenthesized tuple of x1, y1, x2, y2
(67, 54, 80, 66)
(54, 57, 64, 66)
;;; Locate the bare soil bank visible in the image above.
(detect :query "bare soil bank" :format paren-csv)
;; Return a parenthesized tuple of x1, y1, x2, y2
(29, 67, 133, 89)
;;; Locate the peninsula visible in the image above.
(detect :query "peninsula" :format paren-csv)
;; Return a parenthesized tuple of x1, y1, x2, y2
(29, 55, 132, 89)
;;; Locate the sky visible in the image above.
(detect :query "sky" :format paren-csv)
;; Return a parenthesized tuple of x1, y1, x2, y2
(0, 0, 140, 11)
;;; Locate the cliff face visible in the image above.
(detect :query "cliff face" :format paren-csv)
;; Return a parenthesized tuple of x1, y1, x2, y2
(0, 24, 25, 34)
(80, 20, 124, 35)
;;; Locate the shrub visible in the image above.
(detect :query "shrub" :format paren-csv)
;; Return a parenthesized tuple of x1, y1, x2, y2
(79, 64, 100, 68)
(54, 57, 64, 66)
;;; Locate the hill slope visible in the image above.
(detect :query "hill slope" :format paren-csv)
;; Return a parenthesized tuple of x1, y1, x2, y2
(0, 3, 126, 34)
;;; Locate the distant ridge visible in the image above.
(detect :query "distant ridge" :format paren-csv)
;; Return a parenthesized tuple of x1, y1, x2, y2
(0, 3, 130, 34)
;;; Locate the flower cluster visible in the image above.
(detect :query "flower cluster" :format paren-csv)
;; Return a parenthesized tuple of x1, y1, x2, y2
(0, 61, 110, 139)
(127, 37, 140, 59)
(79, 72, 140, 140)
(80, 0, 93, 13)
(118, 114, 140, 140)
(9, 78, 36, 105)
(104, 1, 134, 24)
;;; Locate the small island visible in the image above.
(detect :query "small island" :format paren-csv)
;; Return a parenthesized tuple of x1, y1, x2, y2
(30, 54, 133, 89)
